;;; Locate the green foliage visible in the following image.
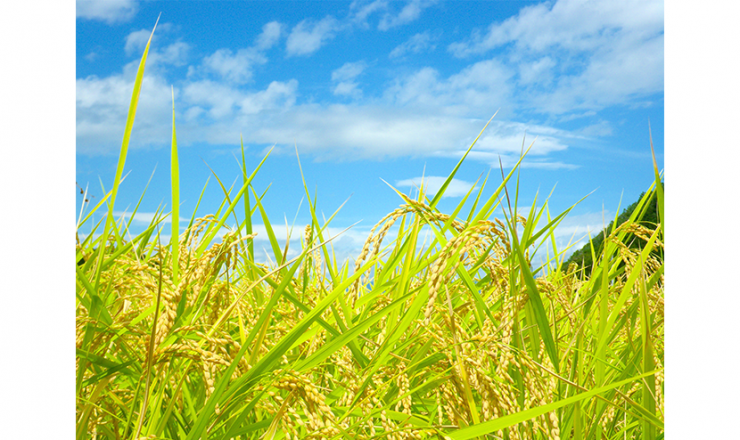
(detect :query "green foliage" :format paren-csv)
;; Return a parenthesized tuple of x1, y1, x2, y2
(564, 184, 664, 274)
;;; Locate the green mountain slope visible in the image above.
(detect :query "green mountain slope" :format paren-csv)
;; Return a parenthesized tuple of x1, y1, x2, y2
(564, 185, 663, 273)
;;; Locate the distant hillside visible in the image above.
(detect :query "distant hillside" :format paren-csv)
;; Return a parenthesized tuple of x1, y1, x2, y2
(564, 185, 663, 273)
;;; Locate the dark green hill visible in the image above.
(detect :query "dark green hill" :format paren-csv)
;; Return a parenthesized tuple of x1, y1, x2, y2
(564, 185, 663, 273)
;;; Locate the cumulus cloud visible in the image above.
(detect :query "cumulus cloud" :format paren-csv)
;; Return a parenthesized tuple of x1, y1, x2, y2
(76, 71, 173, 155)
(78, 61, 577, 170)
(200, 49, 267, 84)
(331, 61, 367, 98)
(148, 41, 189, 67)
(534, 34, 663, 113)
(124, 29, 151, 55)
(517, 56, 556, 85)
(189, 22, 283, 84)
(378, 0, 438, 31)
(449, 0, 662, 56)
(123, 23, 181, 61)
(77, 0, 138, 23)
(385, 59, 514, 115)
(255, 21, 284, 50)
(432, 120, 577, 169)
(389, 31, 436, 58)
(286, 16, 341, 57)
(448, 0, 663, 114)
(348, 0, 389, 25)
(78, 11, 593, 171)
(331, 62, 366, 83)
(396, 176, 478, 198)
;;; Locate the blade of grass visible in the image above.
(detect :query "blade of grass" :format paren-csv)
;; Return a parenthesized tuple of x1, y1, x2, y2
(429, 110, 498, 208)
(448, 370, 659, 440)
(499, 159, 560, 373)
(170, 86, 181, 285)
(195, 149, 272, 258)
(93, 15, 160, 290)
(133, 235, 164, 439)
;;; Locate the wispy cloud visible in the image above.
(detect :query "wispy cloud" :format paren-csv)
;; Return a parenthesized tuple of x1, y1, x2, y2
(199, 49, 267, 84)
(76, 70, 174, 155)
(389, 31, 437, 59)
(331, 61, 367, 98)
(378, 0, 438, 31)
(123, 24, 187, 65)
(286, 16, 341, 57)
(77, 0, 138, 23)
(124, 29, 152, 55)
(384, 59, 514, 115)
(448, 0, 663, 114)
(348, 0, 389, 26)
(182, 79, 298, 120)
(449, 0, 662, 56)
(113, 211, 188, 225)
(78, 6, 634, 171)
(396, 176, 478, 198)
(189, 22, 283, 84)
(255, 21, 284, 50)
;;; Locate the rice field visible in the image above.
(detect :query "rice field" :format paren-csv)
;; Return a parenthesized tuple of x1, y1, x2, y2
(76, 23, 664, 440)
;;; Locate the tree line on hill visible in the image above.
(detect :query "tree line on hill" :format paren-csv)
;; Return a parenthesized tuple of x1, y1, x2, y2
(563, 184, 663, 274)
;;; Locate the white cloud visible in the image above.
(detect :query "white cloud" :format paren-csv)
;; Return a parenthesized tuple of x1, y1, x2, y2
(200, 48, 267, 84)
(331, 61, 367, 98)
(449, 0, 662, 56)
(189, 21, 285, 84)
(255, 21, 284, 50)
(78, 14, 589, 170)
(113, 211, 188, 224)
(182, 80, 243, 119)
(389, 31, 436, 58)
(385, 59, 514, 115)
(238, 80, 299, 115)
(125, 29, 151, 56)
(77, 0, 138, 23)
(179, 78, 298, 120)
(517, 56, 556, 85)
(331, 61, 366, 82)
(577, 120, 613, 137)
(448, 0, 663, 114)
(333, 82, 362, 98)
(396, 176, 478, 198)
(148, 41, 190, 67)
(123, 24, 182, 63)
(286, 16, 341, 57)
(78, 65, 578, 169)
(76, 64, 300, 155)
(76, 70, 173, 155)
(349, 0, 389, 25)
(535, 34, 663, 113)
(378, 0, 438, 31)
(433, 121, 576, 169)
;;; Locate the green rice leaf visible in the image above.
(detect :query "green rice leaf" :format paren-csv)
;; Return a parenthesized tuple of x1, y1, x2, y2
(448, 370, 659, 440)
(93, 15, 160, 290)
(170, 86, 180, 285)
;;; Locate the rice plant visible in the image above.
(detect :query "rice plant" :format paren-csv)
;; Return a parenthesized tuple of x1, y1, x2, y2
(76, 23, 664, 440)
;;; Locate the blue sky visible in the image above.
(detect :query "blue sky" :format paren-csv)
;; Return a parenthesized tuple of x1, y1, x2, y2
(75, 0, 664, 265)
